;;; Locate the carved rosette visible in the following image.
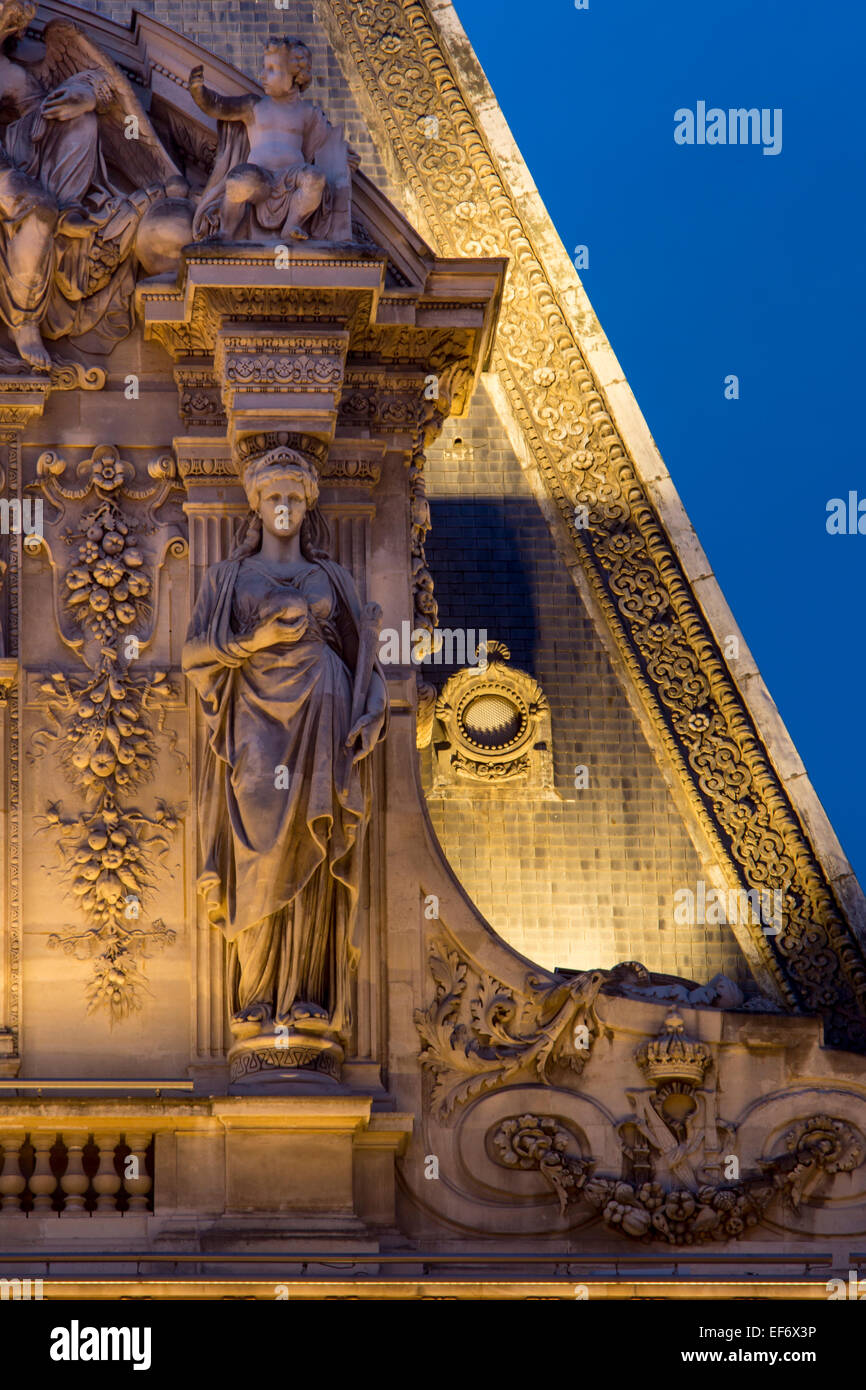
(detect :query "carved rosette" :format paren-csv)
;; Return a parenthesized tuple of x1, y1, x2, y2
(492, 1114, 591, 1215)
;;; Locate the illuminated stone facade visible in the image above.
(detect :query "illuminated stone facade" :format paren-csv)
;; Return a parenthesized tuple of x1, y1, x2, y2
(0, 0, 862, 1301)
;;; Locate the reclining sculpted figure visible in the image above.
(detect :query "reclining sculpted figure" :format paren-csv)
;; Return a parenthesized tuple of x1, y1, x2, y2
(0, 0, 184, 368)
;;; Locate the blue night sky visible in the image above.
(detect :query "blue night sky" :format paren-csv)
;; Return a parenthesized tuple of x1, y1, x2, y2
(454, 0, 865, 885)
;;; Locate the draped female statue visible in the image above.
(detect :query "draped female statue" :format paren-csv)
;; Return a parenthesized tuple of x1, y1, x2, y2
(182, 448, 388, 1082)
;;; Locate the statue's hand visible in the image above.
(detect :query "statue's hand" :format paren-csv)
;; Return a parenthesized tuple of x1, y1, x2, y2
(41, 81, 97, 122)
(247, 608, 308, 652)
(345, 710, 385, 761)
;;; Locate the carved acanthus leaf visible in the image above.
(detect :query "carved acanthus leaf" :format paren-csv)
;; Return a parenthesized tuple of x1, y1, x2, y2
(415, 941, 608, 1120)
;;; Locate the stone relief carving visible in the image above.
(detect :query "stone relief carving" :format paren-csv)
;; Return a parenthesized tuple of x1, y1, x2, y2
(628, 1012, 725, 1194)
(491, 1109, 864, 1243)
(430, 642, 555, 791)
(407, 361, 472, 745)
(415, 941, 608, 1120)
(417, 946, 778, 1124)
(602, 959, 781, 1013)
(182, 446, 389, 1085)
(174, 365, 226, 431)
(144, 283, 377, 363)
(27, 446, 186, 1020)
(189, 38, 356, 244)
(0, 1, 189, 369)
(483, 1011, 866, 1242)
(0, 349, 105, 391)
(324, 0, 866, 1050)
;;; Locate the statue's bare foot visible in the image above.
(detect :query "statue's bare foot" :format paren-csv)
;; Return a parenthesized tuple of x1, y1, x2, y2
(11, 324, 52, 372)
(230, 1003, 271, 1038)
(285, 224, 308, 242)
(282, 1001, 330, 1034)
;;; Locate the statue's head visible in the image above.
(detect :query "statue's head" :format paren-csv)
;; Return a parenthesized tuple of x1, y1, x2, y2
(241, 447, 329, 558)
(261, 37, 313, 98)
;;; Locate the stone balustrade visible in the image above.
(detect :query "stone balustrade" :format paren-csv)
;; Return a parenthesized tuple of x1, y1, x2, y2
(0, 1131, 153, 1216)
(0, 1097, 411, 1235)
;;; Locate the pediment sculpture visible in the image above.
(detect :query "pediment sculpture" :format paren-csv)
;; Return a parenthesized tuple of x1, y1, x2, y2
(0, 0, 189, 368)
(189, 36, 355, 244)
(0, 9, 358, 373)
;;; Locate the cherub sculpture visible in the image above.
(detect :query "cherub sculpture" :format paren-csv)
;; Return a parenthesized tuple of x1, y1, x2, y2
(0, 1, 185, 368)
(190, 37, 356, 244)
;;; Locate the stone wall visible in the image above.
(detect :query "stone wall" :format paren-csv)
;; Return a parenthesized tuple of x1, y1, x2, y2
(421, 393, 745, 982)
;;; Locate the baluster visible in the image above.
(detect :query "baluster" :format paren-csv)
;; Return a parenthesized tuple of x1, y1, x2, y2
(59, 1130, 90, 1218)
(0, 1130, 27, 1216)
(91, 1132, 121, 1213)
(29, 1133, 57, 1213)
(122, 1133, 153, 1213)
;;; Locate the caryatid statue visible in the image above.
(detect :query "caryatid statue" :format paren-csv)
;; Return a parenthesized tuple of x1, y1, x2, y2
(182, 449, 388, 1079)
(189, 37, 357, 244)
(0, 1, 189, 368)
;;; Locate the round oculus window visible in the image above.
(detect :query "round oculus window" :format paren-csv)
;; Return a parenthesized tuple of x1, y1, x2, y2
(460, 691, 524, 750)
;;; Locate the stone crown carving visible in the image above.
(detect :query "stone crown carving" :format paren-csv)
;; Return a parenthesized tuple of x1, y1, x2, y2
(635, 1012, 712, 1089)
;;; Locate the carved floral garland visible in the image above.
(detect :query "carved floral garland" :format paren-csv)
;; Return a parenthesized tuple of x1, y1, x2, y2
(29, 447, 184, 1021)
(492, 1112, 864, 1244)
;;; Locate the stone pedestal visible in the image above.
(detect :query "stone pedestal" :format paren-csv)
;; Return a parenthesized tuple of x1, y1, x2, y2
(228, 1025, 345, 1093)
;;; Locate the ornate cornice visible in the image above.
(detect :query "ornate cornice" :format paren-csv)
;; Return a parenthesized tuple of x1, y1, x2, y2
(322, 0, 866, 1047)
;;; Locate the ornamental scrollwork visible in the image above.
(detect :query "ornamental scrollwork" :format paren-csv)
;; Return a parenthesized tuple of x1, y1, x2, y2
(414, 940, 608, 1120)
